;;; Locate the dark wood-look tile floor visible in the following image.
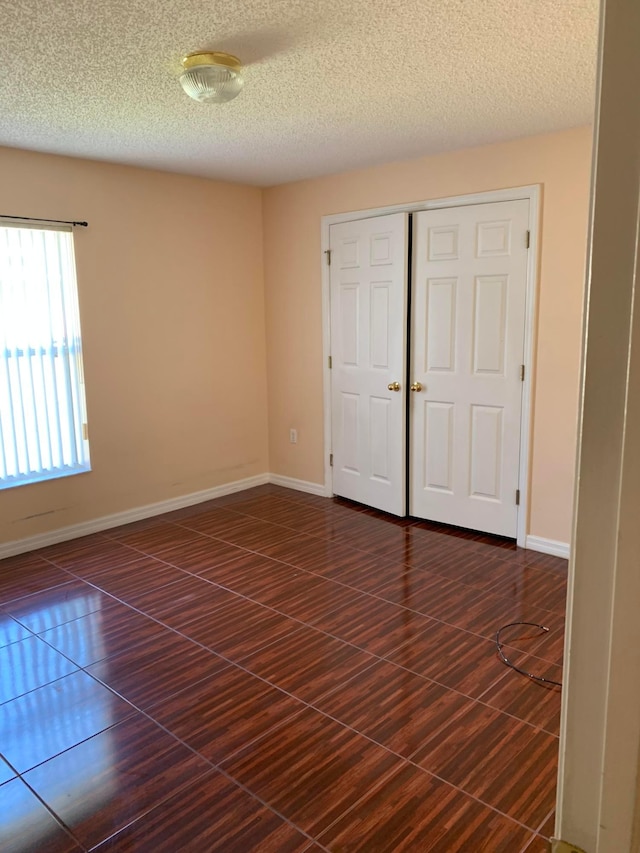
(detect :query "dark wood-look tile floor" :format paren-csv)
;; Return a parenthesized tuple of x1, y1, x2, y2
(0, 485, 565, 851)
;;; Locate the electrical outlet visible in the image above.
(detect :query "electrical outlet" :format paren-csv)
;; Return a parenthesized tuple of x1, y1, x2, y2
(289, 428, 297, 444)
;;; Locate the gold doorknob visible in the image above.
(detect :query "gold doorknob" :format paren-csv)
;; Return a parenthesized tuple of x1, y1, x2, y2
(410, 381, 423, 392)
(387, 381, 401, 392)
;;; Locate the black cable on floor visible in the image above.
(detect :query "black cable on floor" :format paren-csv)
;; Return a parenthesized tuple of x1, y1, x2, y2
(495, 621, 563, 688)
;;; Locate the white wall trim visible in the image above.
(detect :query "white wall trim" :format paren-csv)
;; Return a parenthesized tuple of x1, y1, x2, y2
(2, 471, 564, 562)
(321, 184, 540, 546)
(0, 474, 270, 560)
(269, 474, 330, 497)
(525, 535, 571, 559)
(321, 219, 333, 501)
(320, 185, 542, 226)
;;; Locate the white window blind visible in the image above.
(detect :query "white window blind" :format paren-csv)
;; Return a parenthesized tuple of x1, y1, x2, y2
(0, 222, 90, 489)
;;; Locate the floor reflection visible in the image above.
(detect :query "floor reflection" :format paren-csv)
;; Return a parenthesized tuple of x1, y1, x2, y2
(0, 636, 76, 704)
(11, 588, 104, 634)
(1, 591, 117, 838)
(0, 778, 73, 852)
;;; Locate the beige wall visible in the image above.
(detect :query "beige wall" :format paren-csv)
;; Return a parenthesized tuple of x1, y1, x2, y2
(262, 126, 592, 544)
(0, 147, 268, 545)
(1, 127, 592, 548)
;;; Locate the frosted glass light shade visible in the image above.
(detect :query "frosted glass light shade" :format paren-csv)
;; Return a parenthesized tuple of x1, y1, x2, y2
(180, 52, 244, 103)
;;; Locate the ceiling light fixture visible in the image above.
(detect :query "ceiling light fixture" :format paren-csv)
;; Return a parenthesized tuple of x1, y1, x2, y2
(179, 52, 244, 104)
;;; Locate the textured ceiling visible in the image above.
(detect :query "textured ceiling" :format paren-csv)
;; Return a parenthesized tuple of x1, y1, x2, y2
(0, 0, 599, 186)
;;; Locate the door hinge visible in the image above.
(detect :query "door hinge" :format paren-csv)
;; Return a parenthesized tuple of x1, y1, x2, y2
(325, 249, 332, 266)
(520, 364, 525, 381)
(82, 423, 88, 441)
(516, 489, 521, 506)
(329, 453, 333, 467)
(525, 230, 530, 249)
(328, 355, 332, 369)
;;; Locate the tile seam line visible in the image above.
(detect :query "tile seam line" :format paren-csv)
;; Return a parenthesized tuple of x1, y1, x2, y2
(15, 610, 558, 822)
(1, 597, 558, 832)
(141, 529, 563, 653)
(136, 680, 543, 845)
(61, 692, 330, 852)
(0, 663, 81, 710)
(2, 561, 562, 737)
(14, 504, 565, 613)
(69, 575, 562, 738)
(3, 551, 564, 672)
(4, 771, 88, 851)
(24, 567, 562, 740)
(213, 534, 564, 621)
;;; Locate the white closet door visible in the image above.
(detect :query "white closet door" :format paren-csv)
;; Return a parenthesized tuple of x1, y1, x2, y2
(330, 213, 408, 516)
(410, 200, 529, 536)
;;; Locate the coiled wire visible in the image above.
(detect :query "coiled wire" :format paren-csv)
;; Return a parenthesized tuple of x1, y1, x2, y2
(495, 621, 563, 688)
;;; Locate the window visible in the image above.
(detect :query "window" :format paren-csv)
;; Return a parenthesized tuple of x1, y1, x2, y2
(0, 222, 90, 489)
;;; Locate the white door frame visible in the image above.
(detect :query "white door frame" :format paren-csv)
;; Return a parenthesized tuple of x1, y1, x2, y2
(321, 184, 540, 548)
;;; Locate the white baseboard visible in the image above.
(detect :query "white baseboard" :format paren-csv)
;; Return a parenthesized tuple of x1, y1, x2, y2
(525, 535, 571, 559)
(0, 473, 270, 560)
(268, 474, 330, 498)
(1, 472, 570, 562)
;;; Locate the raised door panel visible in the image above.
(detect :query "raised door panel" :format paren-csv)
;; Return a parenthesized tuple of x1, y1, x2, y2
(370, 283, 391, 369)
(469, 405, 504, 500)
(423, 401, 454, 493)
(472, 275, 508, 376)
(369, 396, 392, 483)
(338, 284, 360, 367)
(426, 278, 457, 373)
(340, 392, 360, 475)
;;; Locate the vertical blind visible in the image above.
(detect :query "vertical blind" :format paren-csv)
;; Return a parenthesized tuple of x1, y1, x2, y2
(0, 223, 90, 489)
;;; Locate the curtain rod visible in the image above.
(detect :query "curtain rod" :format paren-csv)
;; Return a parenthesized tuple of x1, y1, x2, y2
(0, 214, 88, 227)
